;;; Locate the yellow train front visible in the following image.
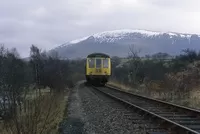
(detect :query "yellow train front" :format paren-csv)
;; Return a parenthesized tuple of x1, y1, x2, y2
(85, 53, 111, 86)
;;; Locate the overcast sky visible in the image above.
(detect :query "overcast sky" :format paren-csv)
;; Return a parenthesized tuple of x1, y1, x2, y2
(1, 0, 200, 57)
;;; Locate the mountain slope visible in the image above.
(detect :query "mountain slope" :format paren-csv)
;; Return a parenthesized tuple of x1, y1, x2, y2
(50, 29, 200, 59)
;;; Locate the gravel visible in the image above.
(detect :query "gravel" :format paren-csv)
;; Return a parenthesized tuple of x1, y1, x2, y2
(80, 86, 138, 134)
(59, 81, 84, 134)
(99, 86, 196, 114)
(59, 81, 163, 134)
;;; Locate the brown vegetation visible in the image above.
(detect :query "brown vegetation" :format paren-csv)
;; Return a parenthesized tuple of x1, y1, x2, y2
(109, 60, 200, 108)
(0, 44, 83, 134)
(110, 46, 200, 109)
(0, 88, 68, 134)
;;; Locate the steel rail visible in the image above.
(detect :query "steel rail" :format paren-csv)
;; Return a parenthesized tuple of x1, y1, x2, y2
(106, 84, 200, 115)
(92, 85, 200, 134)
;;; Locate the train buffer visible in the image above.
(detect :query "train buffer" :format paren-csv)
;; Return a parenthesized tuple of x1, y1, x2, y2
(146, 132, 169, 134)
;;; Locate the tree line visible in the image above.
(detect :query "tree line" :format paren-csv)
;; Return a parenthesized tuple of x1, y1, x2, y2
(0, 45, 84, 120)
(111, 46, 200, 87)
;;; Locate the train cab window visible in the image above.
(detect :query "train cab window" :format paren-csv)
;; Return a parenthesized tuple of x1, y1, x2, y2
(103, 59, 109, 68)
(96, 59, 101, 68)
(88, 58, 95, 68)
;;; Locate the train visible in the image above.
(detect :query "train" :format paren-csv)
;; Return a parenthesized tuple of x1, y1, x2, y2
(85, 53, 111, 86)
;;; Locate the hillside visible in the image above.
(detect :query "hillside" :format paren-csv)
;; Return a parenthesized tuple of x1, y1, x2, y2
(49, 29, 200, 59)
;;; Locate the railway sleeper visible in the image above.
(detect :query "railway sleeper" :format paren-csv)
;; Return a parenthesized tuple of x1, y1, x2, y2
(158, 114, 196, 117)
(168, 117, 200, 120)
(131, 120, 152, 124)
(184, 125, 200, 130)
(176, 120, 200, 125)
(154, 112, 179, 114)
(146, 132, 169, 134)
(94, 86, 200, 134)
(142, 107, 171, 111)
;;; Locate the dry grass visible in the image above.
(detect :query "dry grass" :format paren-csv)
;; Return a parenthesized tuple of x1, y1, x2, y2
(0, 88, 68, 134)
(108, 81, 200, 109)
(25, 88, 51, 100)
(108, 81, 132, 92)
(188, 88, 200, 109)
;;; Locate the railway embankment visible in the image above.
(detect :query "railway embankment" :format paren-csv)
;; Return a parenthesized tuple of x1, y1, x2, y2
(59, 81, 167, 134)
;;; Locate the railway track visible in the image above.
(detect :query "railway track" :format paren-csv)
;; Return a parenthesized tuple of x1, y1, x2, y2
(92, 84, 200, 134)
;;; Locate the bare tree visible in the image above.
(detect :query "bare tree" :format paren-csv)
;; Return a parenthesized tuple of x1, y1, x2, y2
(0, 44, 74, 134)
(127, 44, 142, 85)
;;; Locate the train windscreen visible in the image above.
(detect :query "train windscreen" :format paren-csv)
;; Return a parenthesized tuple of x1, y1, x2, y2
(88, 58, 95, 68)
(103, 59, 109, 68)
(96, 59, 101, 68)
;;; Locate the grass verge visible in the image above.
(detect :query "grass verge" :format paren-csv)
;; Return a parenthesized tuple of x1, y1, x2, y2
(0, 88, 68, 134)
(108, 81, 200, 109)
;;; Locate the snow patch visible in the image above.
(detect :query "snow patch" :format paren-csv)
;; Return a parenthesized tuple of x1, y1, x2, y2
(93, 29, 161, 38)
(167, 33, 177, 36)
(70, 36, 89, 44)
(66, 29, 196, 44)
(91, 29, 164, 43)
(180, 34, 185, 37)
(55, 29, 198, 49)
(186, 35, 192, 38)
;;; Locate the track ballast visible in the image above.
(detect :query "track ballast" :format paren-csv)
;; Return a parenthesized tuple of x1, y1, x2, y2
(92, 84, 200, 134)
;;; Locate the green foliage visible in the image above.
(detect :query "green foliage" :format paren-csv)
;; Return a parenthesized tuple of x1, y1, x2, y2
(111, 56, 121, 67)
(168, 49, 200, 73)
(151, 52, 171, 59)
(0, 45, 85, 120)
(0, 46, 31, 119)
(138, 59, 168, 81)
(68, 59, 85, 84)
(111, 48, 200, 86)
(29, 45, 77, 91)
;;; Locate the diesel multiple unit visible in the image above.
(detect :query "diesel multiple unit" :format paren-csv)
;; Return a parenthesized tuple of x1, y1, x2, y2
(85, 53, 111, 85)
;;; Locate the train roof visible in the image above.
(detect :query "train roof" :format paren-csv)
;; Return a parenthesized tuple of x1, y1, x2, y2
(87, 53, 110, 58)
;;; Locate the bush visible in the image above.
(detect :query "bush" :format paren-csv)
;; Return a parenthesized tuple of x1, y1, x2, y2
(0, 44, 83, 134)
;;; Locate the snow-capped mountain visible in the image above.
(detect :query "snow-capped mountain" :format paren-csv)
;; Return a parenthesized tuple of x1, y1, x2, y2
(50, 29, 200, 59)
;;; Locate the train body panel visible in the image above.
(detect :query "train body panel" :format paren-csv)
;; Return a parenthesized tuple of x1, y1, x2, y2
(85, 53, 111, 85)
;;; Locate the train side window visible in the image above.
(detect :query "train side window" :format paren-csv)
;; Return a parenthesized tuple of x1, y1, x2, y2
(103, 59, 109, 68)
(96, 59, 101, 68)
(88, 58, 95, 68)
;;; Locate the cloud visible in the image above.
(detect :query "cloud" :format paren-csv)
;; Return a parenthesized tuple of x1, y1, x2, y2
(31, 7, 47, 18)
(0, 0, 200, 57)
